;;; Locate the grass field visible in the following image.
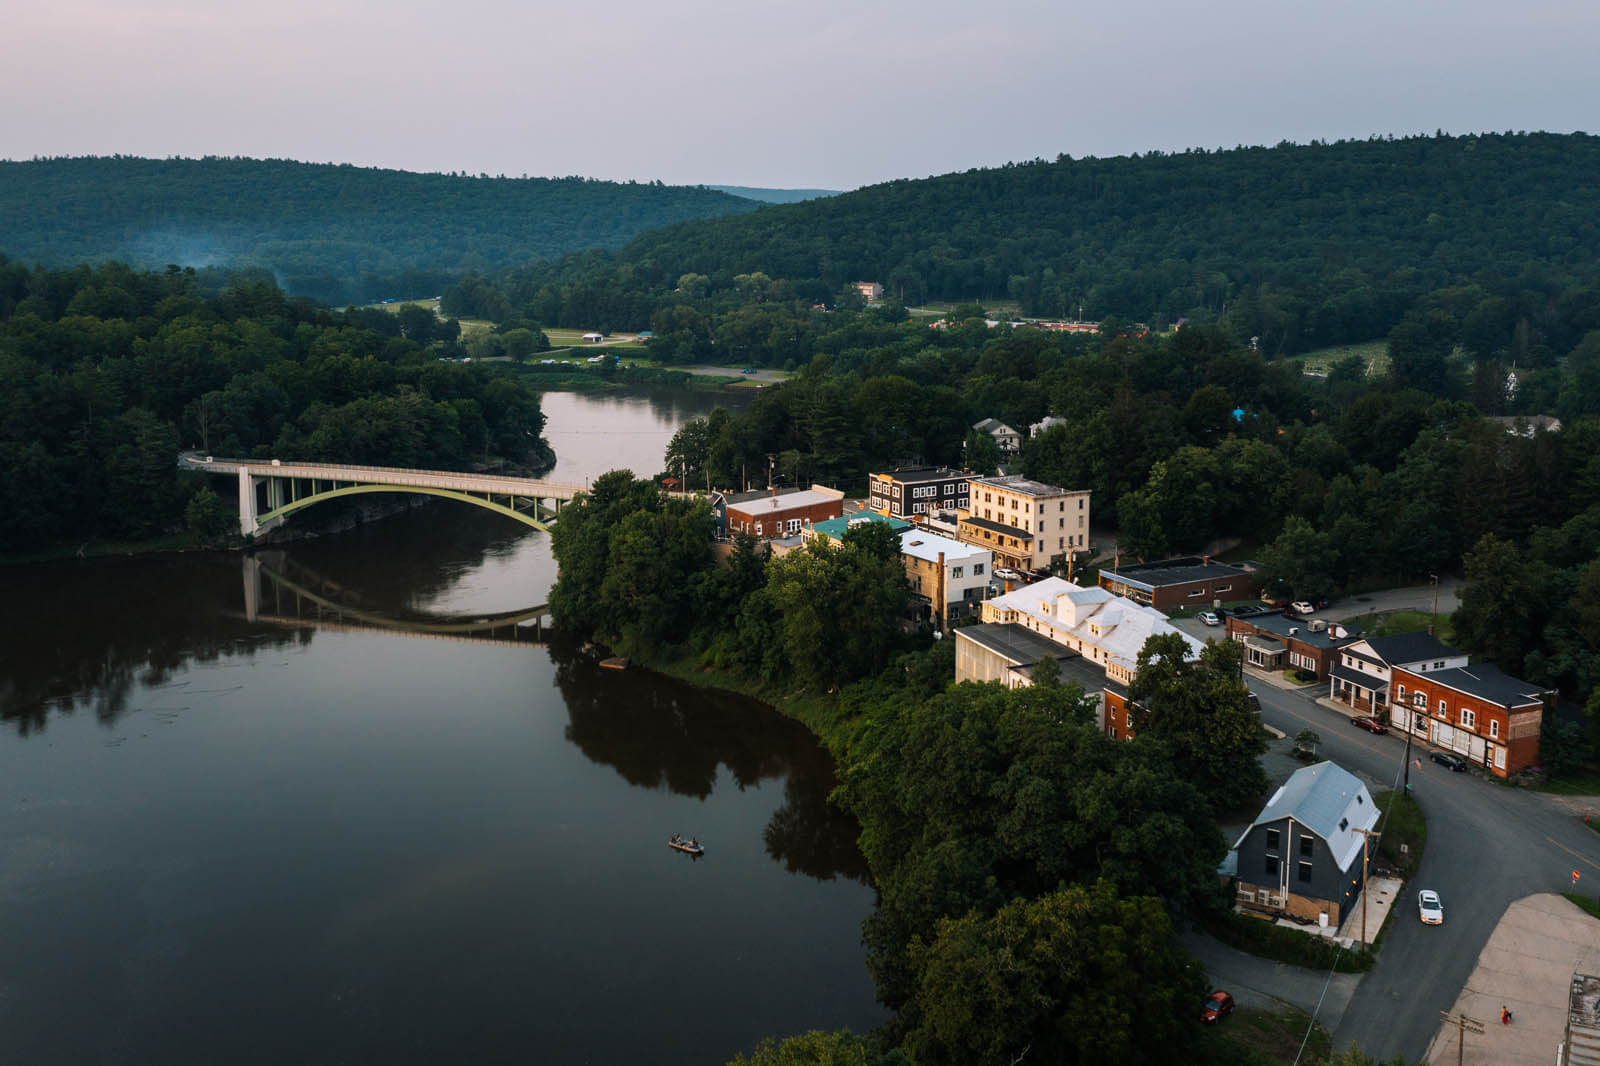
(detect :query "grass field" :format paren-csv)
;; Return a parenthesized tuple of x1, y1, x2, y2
(1350, 609, 1456, 646)
(1285, 340, 1388, 378)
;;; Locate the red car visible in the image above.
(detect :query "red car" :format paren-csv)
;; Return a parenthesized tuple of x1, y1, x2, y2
(1350, 715, 1389, 734)
(1203, 990, 1235, 1023)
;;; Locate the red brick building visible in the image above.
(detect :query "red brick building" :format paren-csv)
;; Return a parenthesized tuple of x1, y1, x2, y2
(723, 485, 844, 539)
(1390, 663, 1547, 778)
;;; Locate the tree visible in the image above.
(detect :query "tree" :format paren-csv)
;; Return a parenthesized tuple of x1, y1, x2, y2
(903, 882, 1205, 1066)
(962, 428, 1001, 475)
(1128, 634, 1268, 810)
(1541, 717, 1587, 778)
(183, 484, 234, 542)
(1295, 728, 1322, 760)
(1451, 533, 1542, 675)
(728, 1031, 906, 1066)
(765, 538, 906, 689)
(1258, 515, 1339, 600)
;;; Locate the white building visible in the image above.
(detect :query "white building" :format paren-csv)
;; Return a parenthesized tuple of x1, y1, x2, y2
(899, 529, 992, 623)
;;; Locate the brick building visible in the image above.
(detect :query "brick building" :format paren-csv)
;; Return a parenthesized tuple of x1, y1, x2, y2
(1098, 556, 1257, 610)
(1391, 663, 1547, 778)
(723, 486, 844, 539)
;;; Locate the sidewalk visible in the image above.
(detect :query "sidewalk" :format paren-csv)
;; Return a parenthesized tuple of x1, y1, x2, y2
(1425, 893, 1600, 1065)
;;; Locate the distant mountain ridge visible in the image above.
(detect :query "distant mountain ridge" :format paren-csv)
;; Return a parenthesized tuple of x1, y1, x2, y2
(706, 185, 842, 204)
(0, 156, 757, 305)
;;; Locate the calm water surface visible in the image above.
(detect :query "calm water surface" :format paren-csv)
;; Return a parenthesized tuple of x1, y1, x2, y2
(0, 388, 881, 1065)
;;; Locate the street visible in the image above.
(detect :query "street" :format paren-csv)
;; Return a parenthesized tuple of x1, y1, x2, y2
(1241, 676, 1600, 1063)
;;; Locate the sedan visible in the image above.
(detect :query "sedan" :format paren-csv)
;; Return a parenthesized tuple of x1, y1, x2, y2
(993, 568, 1023, 582)
(1418, 889, 1444, 925)
(1430, 751, 1469, 772)
(1202, 990, 1235, 1023)
(1350, 715, 1389, 734)
(1199, 611, 1221, 626)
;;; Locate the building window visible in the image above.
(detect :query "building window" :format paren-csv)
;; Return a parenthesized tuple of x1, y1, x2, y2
(1460, 708, 1476, 730)
(1079, 498, 1084, 509)
(1396, 684, 1406, 700)
(973, 563, 984, 575)
(1265, 829, 1280, 851)
(1413, 692, 1426, 708)
(1265, 856, 1279, 876)
(951, 566, 964, 578)
(755, 522, 763, 535)
(1298, 861, 1313, 883)
(1299, 837, 1314, 858)
(1216, 584, 1232, 592)
(1188, 589, 1205, 598)
(1439, 698, 1447, 716)
(1489, 719, 1499, 739)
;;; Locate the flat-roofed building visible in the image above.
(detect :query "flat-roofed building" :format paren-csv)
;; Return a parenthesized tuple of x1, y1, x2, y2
(724, 485, 844, 539)
(1098, 556, 1258, 610)
(868, 466, 971, 519)
(899, 529, 992, 625)
(960, 475, 1089, 570)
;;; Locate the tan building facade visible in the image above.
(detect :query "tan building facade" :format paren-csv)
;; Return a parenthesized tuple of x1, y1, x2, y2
(959, 475, 1089, 570)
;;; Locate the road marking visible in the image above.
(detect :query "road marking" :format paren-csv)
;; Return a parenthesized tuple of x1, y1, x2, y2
(1546, 836, 1600, 873)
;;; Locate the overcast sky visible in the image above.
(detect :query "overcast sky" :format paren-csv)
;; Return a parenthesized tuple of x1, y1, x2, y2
(6, 0, 1596, 190)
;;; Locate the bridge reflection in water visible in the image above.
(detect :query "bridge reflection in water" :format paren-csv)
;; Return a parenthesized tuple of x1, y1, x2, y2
(243, 551, 550, 647)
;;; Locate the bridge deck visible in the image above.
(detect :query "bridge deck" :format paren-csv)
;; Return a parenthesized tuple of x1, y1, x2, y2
(185, 456, 586, 499)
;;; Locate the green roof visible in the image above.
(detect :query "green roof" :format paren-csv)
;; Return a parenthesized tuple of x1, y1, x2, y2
(810, 513, 913, 541)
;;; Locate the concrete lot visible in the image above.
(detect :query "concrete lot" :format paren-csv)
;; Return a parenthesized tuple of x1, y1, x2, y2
(1426, 893, 1600, 1065)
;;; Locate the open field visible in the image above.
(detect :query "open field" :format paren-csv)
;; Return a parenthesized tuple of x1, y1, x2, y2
(1284, 340, 1388, 378)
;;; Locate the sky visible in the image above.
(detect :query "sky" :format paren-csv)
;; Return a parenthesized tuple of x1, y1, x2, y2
(6, 0, 1598, 191)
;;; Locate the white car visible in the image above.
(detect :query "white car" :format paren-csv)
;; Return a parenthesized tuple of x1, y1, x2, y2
(1290, 601, 1316, 615)
(1199, 611, 1221, 626)
(1418, 889, 1443, 925)
(993, 568, 1023, 582)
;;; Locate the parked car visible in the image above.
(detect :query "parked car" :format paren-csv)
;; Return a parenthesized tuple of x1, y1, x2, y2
(1418, 889, 1444, 925)
(1202, 990, 1235, 1023)
(1430, 751, 1469, 772)
(993, 568, 1022, 582)
(1350, 715, 1389, 734)
(1199, 610, 1221, 626)
(1290, 600, 1316, 615)
(741, 367, 756, 374)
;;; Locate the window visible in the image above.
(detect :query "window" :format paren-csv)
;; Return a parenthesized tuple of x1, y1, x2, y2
(1265, 856, 1279, 876)
(951, 566, 963, 578)
(1059, 538, 1064, 548)
(1299, 837, 1314, 857)
(1058, 501, 1065, 511)
(1339, 817, 1349, 831)
(1216, 583, 1232, 593)
(1078, 498, 1084, 509)
(1439, 699, 1447, 716)
(1396, 684, 1406, 700)
(1265, 829, 1280, 851)
(786, 518, 801, 533)
(1298, 861, 1313, 883)
(974, 563, 984, 575)
(1460, 708, 1476, 730)
(1188, 589, 1205, 598)
(1489, 719, 1499, 739)
(755, 522, 763, 535)
(1059, 518, 1064, 528)
(1413, 692, 1426, 708)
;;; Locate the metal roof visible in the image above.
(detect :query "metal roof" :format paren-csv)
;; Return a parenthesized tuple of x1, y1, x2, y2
(1237, 761, 1377, 874)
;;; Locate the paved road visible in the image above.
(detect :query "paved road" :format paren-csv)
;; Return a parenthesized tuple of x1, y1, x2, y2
(1240, 675, 1600, 1063)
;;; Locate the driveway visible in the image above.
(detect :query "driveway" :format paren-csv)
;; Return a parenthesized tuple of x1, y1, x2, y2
(1241, 676, 1600, 1062)
(1180, 929, 1363, 1029)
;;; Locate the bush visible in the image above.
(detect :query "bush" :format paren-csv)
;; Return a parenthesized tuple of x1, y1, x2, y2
(1204, 910, 1375, 973)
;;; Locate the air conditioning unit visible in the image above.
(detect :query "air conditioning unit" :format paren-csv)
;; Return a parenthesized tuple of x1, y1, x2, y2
(1288, 627, 1299, 635)
(1310, 619, 1327, 632)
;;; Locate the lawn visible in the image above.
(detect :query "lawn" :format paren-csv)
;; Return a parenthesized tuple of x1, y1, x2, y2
(1195, 1005, 1331, 1065)
(1343, 608, 1455, 646)
(1373, 789, 1426, 878)
(1284, 339, 1389, 378)
(1536, 768, 1600, 796)
(1565, 893, 1600, 921)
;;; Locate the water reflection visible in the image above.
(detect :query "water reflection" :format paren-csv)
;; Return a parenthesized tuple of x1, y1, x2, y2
(551, 639, 870, 884)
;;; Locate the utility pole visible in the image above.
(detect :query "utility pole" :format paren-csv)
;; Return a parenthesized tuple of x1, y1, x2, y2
(1439, 1010, 1484, 1066)
(1352, 828, 1381, 950)
(1430, 573, 1440, 634)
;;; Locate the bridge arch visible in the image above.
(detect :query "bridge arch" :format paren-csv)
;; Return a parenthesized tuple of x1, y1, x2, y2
(259, 483, 555, 533)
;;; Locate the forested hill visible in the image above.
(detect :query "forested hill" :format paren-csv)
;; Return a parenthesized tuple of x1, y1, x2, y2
(705, 185, 842, 204)
(0, 156, 757, 306)
(546, 132, 1600, 353)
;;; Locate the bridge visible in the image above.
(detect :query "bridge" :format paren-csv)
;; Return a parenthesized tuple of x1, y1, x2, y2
(243, 553, 552, 647)
(182, 455, 587, 535)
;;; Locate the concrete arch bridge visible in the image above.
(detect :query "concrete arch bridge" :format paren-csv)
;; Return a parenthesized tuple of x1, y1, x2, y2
(183, 455, 586, 535)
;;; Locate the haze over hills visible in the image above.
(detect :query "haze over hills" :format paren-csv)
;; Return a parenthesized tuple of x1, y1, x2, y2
(0, 156, 758, 306)
(491, 131, 1600, 354)
(706, 185, 843, 204)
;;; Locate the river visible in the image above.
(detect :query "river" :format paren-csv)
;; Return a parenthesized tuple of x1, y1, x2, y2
(0, 386, 884, 1065)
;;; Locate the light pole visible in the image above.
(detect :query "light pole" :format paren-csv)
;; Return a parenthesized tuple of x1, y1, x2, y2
(1429, 573, 1440, 634)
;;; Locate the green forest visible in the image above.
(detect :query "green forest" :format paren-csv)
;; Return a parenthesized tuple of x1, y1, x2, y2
(456, 132, 1600, 356)
(0, 257, 547, 553)
(0, 156, 757, 306)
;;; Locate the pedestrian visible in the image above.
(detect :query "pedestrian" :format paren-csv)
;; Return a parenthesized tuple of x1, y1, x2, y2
(1502, 1005, 1511, 1025)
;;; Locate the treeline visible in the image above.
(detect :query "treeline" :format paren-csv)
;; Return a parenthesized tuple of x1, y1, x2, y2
(0, 156, 757, 306)
(0, 257, 548, 552)
(548, 471, 1285, 1064)
(448, 132, 1600, 356)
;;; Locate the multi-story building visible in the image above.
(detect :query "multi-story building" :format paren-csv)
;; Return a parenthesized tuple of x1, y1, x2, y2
(1326, 633, 1467, 717)
(898, 529, 992, 625)
(959, 475, 1089, 571)
(1391, 662, 1546, 778)
(868, 466, 971, 519)
(972, 417, 1023, 456)
(960, 577, 1202, 737)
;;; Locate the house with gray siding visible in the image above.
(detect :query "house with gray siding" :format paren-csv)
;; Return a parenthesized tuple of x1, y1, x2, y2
(1228, 761, 1378, 927)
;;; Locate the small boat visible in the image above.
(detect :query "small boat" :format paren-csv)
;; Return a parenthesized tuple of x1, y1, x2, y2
(599, 656, 629, 671)
(668, 834, 705, 856)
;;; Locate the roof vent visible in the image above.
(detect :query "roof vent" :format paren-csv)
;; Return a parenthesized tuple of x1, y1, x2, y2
(1289, 627, 1299, 635)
